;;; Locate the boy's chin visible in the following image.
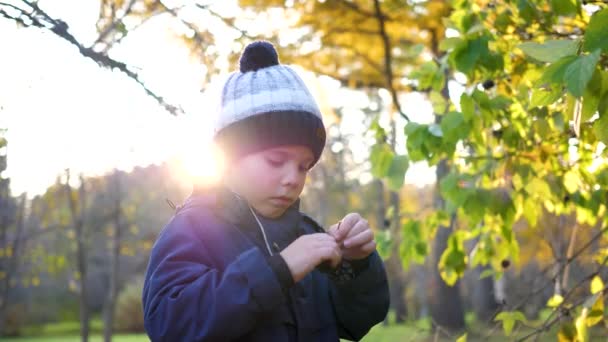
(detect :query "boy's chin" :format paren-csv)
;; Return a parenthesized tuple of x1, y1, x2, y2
(255, 205, 288, 219)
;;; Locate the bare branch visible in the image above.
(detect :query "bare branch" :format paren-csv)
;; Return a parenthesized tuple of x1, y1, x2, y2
(373, 0, 410, 121)
(196, 3, 256, 40)
(0, 1, 184, 115)
(509, 224, 608, 312)
(516, 255, 608, 341)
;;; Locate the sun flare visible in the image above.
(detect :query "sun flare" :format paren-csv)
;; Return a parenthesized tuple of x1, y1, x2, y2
(177, 141, 225, 186)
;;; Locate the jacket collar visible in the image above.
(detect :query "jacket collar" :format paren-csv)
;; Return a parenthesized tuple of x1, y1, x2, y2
(189, 184, 302, 233)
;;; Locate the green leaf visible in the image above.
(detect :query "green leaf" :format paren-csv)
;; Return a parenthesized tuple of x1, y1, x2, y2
(530, 87, 563, 108)
(405, 123, 428, 161)
(439, 37, 465, 51)
(375, 230, 392, 260)
(410, 62, 439, 90)
(405, 44, 425, 58)
(517, 0, 536, 23)
(441, 111, 469, 143)
(583, 8, 608, 53)
(431, 71, 446, 93)
(519, 39, 579, 63)
(558, 321, 577, 341)
(495, 311, 527, 336)
(386, 155, 409, 191)
(564, 50, 602, 97)
(480, 268, 495, 279)
(525, 178, 552, 199)
(440, 173, 474, 207)
(550, 0, 579, 16)
(370, 144, 393, 178)
(460, 94, 475, 121)
(538, 55, 578, 85)
(594, 113, 608, 145)
(439, 233, 467, 286)
(400, 221, 427, 269)
(430, 91, 448, 114)
(452, 37, 486, 74)
(582, 71, 603, 121)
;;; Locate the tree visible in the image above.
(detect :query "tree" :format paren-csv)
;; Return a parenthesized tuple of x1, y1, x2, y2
(0, 132, 21, 335)
(404, 1, 608, 339)
(63, 170, 90, 342)
(103, 171, 124, 342)
(0, 0, 183, 115)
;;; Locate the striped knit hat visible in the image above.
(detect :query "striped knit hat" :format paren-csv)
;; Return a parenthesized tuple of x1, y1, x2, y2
(213, 41, 326, 165)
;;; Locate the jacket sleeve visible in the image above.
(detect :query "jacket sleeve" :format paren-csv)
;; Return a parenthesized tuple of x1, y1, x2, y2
(329, 251, 390, 341)
(142, 214, 286, 342)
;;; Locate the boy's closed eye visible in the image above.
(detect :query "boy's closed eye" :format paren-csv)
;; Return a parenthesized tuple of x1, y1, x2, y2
(265, 151, 313, 172)
(265, 152, 287, 167)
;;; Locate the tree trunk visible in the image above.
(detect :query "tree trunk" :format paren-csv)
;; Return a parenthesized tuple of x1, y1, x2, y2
(386, 112, 408, 322)
(428, 160, 465, 333)
(317, 163, 330, 226)
(65, 171, 89, 342)
(387, 190, 407, 323)
(104, 172, 123, 342)
(0, 195, 24, 335)
(471, 265, 499, 323)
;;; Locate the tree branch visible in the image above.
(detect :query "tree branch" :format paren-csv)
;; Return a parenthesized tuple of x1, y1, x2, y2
(91, 0, 138, 48)
(0, 1, 183, 115)
(372, 0, 410, 121)
(196, 3, 256, 40)
(338, 0, 393, 20)
(516, 255, 608, 341)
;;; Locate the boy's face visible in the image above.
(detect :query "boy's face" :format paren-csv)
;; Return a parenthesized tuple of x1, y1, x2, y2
(225, 145, 314, 218)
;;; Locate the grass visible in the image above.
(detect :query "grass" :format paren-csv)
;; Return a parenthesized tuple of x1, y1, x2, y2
(1, 335, 149, 342)
(4, 316, 605, 342)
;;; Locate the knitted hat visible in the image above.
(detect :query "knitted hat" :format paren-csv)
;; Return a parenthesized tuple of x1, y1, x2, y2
(213, 41, 326, 165)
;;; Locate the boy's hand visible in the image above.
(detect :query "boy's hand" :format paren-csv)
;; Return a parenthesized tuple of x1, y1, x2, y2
(280, 233, 342, 283)
(329, 213, 376, 261)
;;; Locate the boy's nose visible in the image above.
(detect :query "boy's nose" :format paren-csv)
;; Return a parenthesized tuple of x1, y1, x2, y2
(282, 166, 303, 187)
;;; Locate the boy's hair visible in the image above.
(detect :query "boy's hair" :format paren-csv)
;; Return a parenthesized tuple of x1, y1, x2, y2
(213, 41, 326, 165)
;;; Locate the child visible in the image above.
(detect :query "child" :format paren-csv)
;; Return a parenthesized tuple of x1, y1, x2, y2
(142, 41, 389, 341)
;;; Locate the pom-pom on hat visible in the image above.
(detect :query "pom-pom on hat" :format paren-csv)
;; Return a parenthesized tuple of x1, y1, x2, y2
(213, 41, 326, 166)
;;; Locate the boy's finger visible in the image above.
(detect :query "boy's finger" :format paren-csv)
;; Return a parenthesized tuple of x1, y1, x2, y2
(329, 221, 348, 241)
(344, 219, 369, 240)
(313, 233, 336, 242)
(361, 240, 376, 253)
(340, 213, 361, 232)
(344, 229, 374, 248)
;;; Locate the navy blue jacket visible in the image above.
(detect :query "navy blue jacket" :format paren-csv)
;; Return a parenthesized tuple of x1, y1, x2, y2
(142, 187, 389, 341)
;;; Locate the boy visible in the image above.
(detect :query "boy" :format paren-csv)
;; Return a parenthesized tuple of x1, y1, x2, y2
(142, 41, 389, 341)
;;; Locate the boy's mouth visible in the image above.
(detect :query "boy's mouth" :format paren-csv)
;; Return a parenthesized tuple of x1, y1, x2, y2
(269, 196, 293, 206)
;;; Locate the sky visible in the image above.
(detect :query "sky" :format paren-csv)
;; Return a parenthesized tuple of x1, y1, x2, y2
(0, 0, 437, 197)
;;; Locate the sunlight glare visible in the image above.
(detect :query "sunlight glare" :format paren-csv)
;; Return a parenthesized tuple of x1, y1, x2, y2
(178, 141, 225, 186)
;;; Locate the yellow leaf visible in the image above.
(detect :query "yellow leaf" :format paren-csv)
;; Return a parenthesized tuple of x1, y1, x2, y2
(548, 294, 564, 307)
(576, 309, 589, 342)
(456, 333, 467, 342)
(590, 276, 604, 294)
